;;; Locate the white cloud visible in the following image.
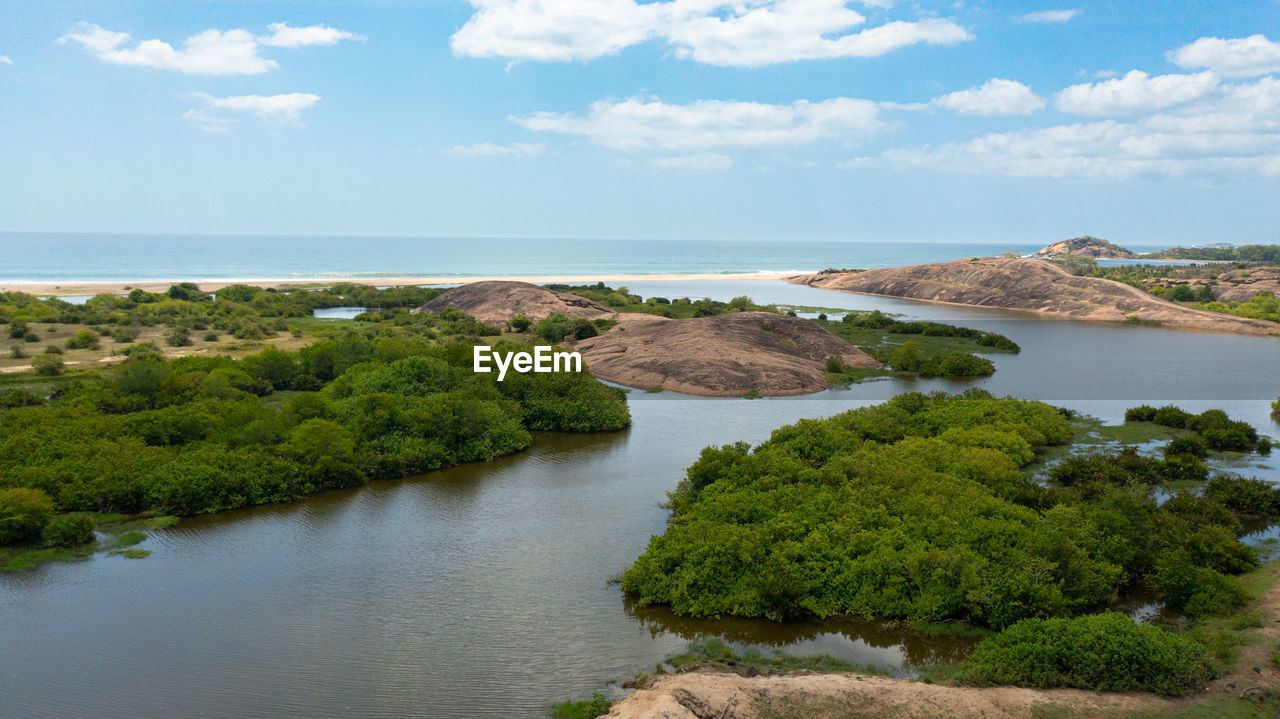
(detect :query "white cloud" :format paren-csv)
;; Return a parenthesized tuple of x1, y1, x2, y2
(1054, 70, 1219, 116)
(514, 96, 884, 150)
(650, 153, 733, 172)
(451, 0, 971, 66)
(932, 78, 1045, 116)
(59, 21, 355, 74)
(0, 55, 11, 65)
(181, 109, 233, 134)
(872, 77, 1280, 179)
(259, 22, 361, 48)
(446, 142, 546, 157)
(1014, 9, 1080, 24)
(1168, 34, 1280, 78)
(186, 92, 321, 128)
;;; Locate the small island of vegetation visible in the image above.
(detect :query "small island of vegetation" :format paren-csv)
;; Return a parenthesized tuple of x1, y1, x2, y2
(620, 392, 1278, 699)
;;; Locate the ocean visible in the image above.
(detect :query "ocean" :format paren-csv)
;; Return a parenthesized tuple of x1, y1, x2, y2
(0, 233, 1169, 285)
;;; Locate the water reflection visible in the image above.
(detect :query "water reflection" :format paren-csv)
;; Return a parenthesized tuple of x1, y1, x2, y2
(622, 597, 979, 672)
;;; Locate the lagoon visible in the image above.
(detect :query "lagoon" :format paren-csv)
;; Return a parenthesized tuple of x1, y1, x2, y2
(1, 279, 1277, 719)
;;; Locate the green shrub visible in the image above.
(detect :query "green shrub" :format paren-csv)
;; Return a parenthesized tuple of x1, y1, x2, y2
(509, 313, 531, 332)
(824, 355, 844, 373)
(550, 692, 611, 719)
(31, 353, 64, 376)
(166, 329, 192, 347)
(1165, 436, 1208, 459)
(9, 344, 26, 359)
(1203, 476, 1280, 519)
(65, 328, 100, 350)
(919, 351, 994, 378)
(0, 488, 56, 545)
(112, 326, 139, 343)
(43, 344, 63, 355)
(1125, 405, 1157, 422)
(534, 314, 598, 343)
(888, 341, 925, 371)
(43, 513, 97, 547)
(955, 612, 1211, 696)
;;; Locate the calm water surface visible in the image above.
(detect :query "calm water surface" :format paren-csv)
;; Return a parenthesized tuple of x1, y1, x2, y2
(1, 280, 1277, 719)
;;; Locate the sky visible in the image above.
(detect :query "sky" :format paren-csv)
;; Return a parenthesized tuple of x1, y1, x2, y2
(0, 1, 1278, 244)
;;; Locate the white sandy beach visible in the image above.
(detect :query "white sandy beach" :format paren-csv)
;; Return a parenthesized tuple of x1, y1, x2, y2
(0, 273, 797, 298)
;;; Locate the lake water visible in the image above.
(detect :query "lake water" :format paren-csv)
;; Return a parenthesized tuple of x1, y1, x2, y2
(1, 279, 1278, 719)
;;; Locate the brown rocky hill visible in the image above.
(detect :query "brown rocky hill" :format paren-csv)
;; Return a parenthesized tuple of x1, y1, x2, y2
(572, 312, 880, 397)
(789, 258, 1280, 336)
(1033, 236, 1137, 259)
(415, 281, 612, 325)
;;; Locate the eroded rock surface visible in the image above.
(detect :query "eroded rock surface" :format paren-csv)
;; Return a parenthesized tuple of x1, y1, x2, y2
(789, 258, 1280, 335)
(415, 281, 611, 325)
(573, 312, 880, 397)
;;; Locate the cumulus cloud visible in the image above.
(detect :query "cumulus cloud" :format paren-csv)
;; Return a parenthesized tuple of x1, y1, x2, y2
(1014, 9, 1080, 24)
(59, 21, 356, 74)
(446, 142, 546, 157)
(650, 153, 733, 172)
(932, 78, 1045, 116)
(0, 55, 12, 65)
(871, 77, 1280, 179)
(1168, 34, 1280, 78)
(451, 0, 971, 66)
(183, 92, 321, 131)
(1054, 70, 1219, 116)
(513, 96, 884, 150)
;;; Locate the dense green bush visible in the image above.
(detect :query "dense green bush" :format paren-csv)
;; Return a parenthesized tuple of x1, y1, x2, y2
(0, 338, 628, 519)
(43, 513, 97, 547)
(955, 612, 1211, 696)
(534, 314, 598, 343)
(918, 351, 994, 378)
(0, 488, 55, 545)
(624, 394, 1266, 626)
(31, 352, 63, 376)
(623, 393, 1104, 627)
(842, 310, 1020, 352)
(1165, 435, 1208, 459)
(1204, 476, 1280, 519)
(65, 328, 100, 350)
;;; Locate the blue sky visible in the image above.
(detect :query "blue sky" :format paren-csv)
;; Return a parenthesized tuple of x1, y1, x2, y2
(1, 1, 1278, 244)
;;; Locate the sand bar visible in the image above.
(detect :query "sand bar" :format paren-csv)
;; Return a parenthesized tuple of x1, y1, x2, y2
(1, 273, 797, 298)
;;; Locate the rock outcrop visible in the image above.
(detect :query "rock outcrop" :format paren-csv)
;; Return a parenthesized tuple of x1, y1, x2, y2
(573, 312, 880, 397)
(415, 281, 611, 325)
(790, 258, 1280, 336)
(1033, 236, 1137, 259)
(1147, 267, 1280, 303)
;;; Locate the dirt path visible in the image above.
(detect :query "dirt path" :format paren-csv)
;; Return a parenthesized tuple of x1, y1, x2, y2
(605, 563, 1280, 719)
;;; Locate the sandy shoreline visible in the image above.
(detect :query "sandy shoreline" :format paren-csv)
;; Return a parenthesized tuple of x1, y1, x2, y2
(0, 273, 796, 298)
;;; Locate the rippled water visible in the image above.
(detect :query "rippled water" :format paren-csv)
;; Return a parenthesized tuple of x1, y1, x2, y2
(1, 280, 1277, 719)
